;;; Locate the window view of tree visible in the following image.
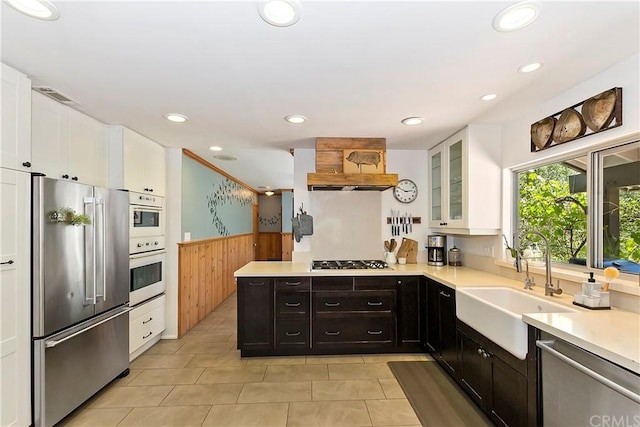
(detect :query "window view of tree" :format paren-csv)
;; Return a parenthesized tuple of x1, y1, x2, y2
(517, 141, 640, 275)
(518, 162, 588, 263)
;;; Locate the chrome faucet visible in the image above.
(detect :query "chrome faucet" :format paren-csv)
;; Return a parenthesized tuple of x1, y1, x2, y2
(523, 231, 563, 296)
(523, 258, 535, 290)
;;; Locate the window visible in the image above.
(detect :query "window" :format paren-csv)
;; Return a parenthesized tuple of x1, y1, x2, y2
(515, 140, 640, 275)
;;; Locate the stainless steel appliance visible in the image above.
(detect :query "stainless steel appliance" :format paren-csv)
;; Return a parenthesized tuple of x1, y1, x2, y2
(427, 235, 446, 266)
(129, 191, 164, 238)
(32, 176, 130, 427)
(537, 332, 640, 427)
(130, 243, 166, 306)
(311, 260, 390, 270)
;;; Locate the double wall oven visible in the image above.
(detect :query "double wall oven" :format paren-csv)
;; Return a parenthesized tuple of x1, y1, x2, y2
(129, 192, 165, 306)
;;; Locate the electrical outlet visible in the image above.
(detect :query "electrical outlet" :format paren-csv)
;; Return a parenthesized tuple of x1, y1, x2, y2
(484, 245, 495, 257)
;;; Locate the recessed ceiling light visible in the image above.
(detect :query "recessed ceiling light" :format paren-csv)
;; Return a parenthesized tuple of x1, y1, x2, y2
(493, 0, 542, 32)
(481, 93, 498, 101)
(3, 0, 60, 20)
(284, 114, 307, 124)
(258, 0, 301, 27)
(164, 113, 188, 123)
(209, 146, 223, 151)
(518, 62, 543, 73)
(213, 155, 238, 161)
(265, 191, 275, 196)
(401, 117, 424, 126)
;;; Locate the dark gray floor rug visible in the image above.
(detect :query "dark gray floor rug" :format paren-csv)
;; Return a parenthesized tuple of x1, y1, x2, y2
(388, 361, 493, 427)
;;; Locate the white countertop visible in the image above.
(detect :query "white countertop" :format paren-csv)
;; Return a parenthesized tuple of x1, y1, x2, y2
(235, 261, 640, 373)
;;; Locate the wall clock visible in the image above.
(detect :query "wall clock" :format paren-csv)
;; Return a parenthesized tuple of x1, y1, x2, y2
(393, 179, 418, 203)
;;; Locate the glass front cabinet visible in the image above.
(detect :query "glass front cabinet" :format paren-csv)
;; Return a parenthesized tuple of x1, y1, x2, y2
(428, 125, 501, 235)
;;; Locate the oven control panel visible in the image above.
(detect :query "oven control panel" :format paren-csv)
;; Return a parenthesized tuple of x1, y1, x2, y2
(130, 236, 166, 255)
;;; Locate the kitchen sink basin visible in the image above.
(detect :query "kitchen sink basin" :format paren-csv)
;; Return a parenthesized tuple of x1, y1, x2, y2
(456, 287, 578, 360)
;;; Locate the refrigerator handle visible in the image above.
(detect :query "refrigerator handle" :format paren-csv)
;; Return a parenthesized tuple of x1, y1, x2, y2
(83, 197, 96, 305)
(95, 198, 107, 302)
(45, 307, 130, 348)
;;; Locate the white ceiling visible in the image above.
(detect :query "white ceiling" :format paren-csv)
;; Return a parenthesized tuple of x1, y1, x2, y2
(2, 1, 639, 191)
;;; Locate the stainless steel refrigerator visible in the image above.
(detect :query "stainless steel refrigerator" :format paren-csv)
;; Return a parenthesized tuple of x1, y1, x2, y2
(32, 176, 130, 427)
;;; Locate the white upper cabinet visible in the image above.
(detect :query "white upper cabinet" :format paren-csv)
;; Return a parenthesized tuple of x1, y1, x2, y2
(428, 125, 502, 235)
(1, 63, 31, 171)
(109, 126, 165, 196)
(31, 91, 108, 187)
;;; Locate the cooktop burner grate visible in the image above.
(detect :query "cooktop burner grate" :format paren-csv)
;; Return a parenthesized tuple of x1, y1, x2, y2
(311, 260, 390, 270)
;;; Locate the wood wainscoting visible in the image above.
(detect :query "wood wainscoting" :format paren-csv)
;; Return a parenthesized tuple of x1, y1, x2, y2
(282, 233, 293, 261)
(178, 234, 254, 337)
(256, 232, 282, 261)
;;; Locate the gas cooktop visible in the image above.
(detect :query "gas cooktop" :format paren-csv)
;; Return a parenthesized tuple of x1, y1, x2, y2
(311, 260, 390, 270)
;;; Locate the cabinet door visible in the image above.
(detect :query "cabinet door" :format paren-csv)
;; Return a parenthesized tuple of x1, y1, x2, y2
(31, 91, 70, 179)
(123, 128, 165, 195)
(438, 286, 457, 375)
(446, 136, 466, 228)
(237, 278, 273, 352)
(425, 279, 440, 353)
(0, 169, 31, 426)
(428, 144, 444, 228)
(1, 64, 31, 172)
(68, 109, 107, 187)
(487, 354, 528, 427)
(458, 329, 487, 410)
(397, 277, 420, 346)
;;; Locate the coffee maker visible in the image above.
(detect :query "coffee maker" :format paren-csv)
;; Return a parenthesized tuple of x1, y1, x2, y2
(427, 235, 446, 266)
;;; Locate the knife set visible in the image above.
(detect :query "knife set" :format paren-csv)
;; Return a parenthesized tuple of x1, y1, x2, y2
(390, 210, 413, 236)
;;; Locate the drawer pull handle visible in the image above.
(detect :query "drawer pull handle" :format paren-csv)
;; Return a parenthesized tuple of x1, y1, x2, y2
(249, 282, 265, 286)
(368, 330, 383, 335)
(284, 281, 301, 286)
(143, 332, 152, 339)
(285, 331, 301, 337)
(285, 302, 301, 307)
(325, 331, 340, 336)
(439, 290, 451, 298)
(367, 301, 383, 306)
(1, 260, 14, 265)
(142, 317, 153, 324)
(324, 302, 340, 307)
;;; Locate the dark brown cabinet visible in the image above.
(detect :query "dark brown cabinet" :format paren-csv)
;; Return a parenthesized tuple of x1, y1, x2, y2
(237, 274, 424, 356)
(237, 277, 273, 353)
(396, 276, 422, 348)
(457, 321, 530, 427)
(275, 277, 310, 352)
(425, 279, 457, 375)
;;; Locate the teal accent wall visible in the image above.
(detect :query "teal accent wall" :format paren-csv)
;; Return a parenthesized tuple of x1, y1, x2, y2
(282, 191, 293, 233)
(181, 155, 255, 240)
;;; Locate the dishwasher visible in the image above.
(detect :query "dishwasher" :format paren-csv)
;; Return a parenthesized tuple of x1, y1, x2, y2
(537, 331, 640, 427)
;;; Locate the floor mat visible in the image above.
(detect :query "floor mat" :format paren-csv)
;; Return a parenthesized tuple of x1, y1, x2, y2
(388, 361, 493, 427)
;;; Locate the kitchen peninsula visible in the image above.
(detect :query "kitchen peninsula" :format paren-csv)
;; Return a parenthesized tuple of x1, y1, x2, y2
(235, 261, 639, 373)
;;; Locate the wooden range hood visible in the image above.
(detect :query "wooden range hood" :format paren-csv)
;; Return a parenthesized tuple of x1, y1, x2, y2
(307, 137, 398, 191)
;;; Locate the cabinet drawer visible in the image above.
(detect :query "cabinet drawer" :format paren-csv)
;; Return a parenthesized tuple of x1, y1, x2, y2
(276, 292, 310, 318)
(129, 311, 165, 353)
(312, 276, 353, 291)
(130, 304, 165, 335)
(275, 277, 310, 291)
(313, 317, 394, 344)
(314, 290, 395, 314)
(276, 319, 310, 348)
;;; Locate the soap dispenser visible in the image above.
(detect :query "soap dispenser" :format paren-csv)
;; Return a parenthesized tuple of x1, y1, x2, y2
(581, 272, 600, 296)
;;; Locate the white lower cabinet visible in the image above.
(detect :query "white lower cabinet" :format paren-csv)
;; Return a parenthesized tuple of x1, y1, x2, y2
(0, 168, 31, 426)
(129, 294, 166, 360)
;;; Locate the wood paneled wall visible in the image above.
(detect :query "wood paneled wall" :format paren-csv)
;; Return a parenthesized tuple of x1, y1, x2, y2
(178, 234, 254, 337)
(282, 233, 293, 261)
(256, 232, 282, 261)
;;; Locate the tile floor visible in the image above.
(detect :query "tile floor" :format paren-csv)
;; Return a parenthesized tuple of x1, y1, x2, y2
(61, 293, 429, 426)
